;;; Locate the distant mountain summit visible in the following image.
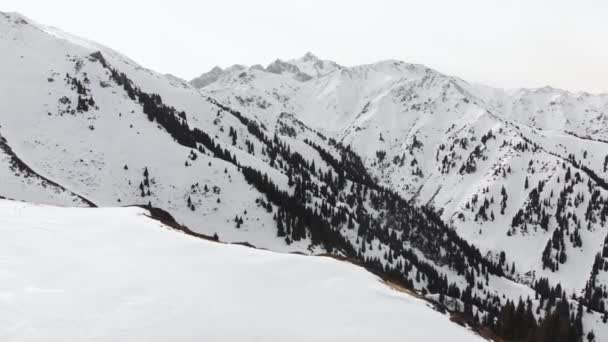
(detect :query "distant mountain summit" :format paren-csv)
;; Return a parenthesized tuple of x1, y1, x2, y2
(287, 52, 343, 78)
(191, 65, 245, 88)
(190, 52, 343, 87)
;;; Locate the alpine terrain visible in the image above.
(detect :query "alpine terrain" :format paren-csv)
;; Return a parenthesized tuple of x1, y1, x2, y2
(1, 11, 608, 341)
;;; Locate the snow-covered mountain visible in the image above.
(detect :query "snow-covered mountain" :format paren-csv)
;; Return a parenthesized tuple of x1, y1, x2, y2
(197, 46, 608, 305)
(2, 10, 608, 341)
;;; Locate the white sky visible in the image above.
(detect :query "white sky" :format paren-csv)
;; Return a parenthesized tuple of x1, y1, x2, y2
(4, 0, 608, 93)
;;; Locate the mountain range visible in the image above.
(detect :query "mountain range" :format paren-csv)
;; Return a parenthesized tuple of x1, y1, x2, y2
(2, 11, 608, 341)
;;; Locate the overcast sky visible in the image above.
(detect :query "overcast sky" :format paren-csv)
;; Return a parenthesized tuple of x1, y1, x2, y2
(4, 0, 607, 93)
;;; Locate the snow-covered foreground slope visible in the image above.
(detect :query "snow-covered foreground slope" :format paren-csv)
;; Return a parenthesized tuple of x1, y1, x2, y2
(0, 199, 481, 342)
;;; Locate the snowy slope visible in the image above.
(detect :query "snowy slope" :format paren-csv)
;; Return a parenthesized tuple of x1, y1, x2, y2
(0, 11, 308, 253)
(0, 199, 482, 342)
(0, 133, 90, 206)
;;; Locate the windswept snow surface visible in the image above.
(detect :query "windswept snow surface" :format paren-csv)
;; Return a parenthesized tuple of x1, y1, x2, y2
(0, 199, 481, 342)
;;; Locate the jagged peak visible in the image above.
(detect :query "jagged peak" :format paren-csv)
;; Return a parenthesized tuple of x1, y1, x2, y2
(265, 59, 296, 72)
(209, 66, 223, 73)
(265, 59, 311, 80)
(190, 66, 225, 88)
(287, 53, 343, 79)
(300, 51, 319, 62)
(190, 64, 247, 88)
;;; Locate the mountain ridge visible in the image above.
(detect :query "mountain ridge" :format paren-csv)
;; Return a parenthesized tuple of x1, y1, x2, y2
(191, 50, 608, 98)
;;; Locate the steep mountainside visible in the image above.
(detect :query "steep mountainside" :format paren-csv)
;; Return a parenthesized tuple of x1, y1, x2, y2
(2, 11, 608, 340)
(198, 48, 608, 312)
